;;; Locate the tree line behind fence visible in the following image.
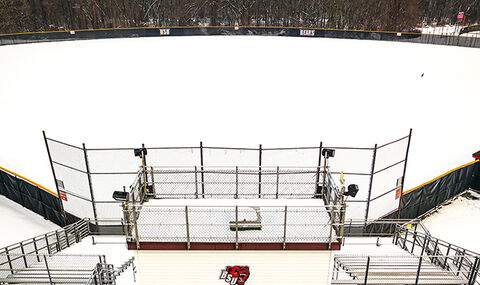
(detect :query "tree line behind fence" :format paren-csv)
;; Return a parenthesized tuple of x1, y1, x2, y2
(1, 0, 479, 35)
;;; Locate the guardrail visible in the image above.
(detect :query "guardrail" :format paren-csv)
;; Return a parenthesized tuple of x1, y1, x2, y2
(332, 254, 475, 285)
(0, 219, 89, 259)
(124, 204, 345, 250)
(0, 254, 114, 285)
(394, 225, 480, 285)
(138, 166, 338, 199)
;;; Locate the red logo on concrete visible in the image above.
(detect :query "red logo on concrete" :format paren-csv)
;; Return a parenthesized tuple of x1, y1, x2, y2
(219, 266, 250, 285)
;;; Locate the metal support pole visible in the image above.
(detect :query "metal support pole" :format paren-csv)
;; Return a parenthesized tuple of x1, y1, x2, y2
(411, 232, 417, 253)
(42, 130, 66, 226)
(275, 166, 280, 199)
(194, 166, 199, 199)
(200, 142, 205, 198)
(55, 230, 60, 252)
(315, 141, 323, 198)
(364, 144, 377, 224)
(44, 255, 53, 285)
(468, 257, 480, 285)
(33, 237, 40, 262)
(150, 166, 155, 195)
(258, 144, 262, 198)
(20, 242, 27, 267)
(328, 205, 334, 248)
(364, 256, 370, 284)
(83, 143, 99, 229)
(283, 206, 287, 250)
(235, 166, 239, 199)
(321, 152, 329, 200)
(5, 248, 14, 275)
(141, 143, 148, 200)
(185, 206, 190, 250)
(444, 244, 451, 269)
(235, 206, 239, 250)
(45, 234, 51, 254)
(416, 234, 428, 284)
(415, 256, 423, 285)
(457, 249, 465, 276)
(64, 229, 70, 247)
(131, 193, 140, 250)
(398, 128, 413, 219)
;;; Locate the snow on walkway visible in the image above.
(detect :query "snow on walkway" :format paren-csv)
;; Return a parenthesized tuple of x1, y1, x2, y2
(421, 190, 480, 254)
(0, 195, 58, 248)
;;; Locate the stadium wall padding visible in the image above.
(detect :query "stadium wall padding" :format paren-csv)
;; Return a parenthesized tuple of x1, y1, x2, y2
(370, 160, 480, 234)
(0, 167, 66, 226)
(0, 26, 479, 48)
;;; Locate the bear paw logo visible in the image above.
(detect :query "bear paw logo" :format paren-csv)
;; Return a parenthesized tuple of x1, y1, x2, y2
(219, 266, 250, 285)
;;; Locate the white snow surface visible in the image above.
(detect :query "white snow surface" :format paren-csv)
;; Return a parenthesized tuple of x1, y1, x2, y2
(421, 25, 480, 37)
(339, 237, 407, 255)
(59, 236, 135, 284)
(421, 190, 480, 254)
(0, 195, 59, 248)
(0, 36, 479, 194)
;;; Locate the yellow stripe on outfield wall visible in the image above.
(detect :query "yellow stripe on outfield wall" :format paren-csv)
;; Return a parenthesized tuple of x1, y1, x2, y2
(0, 166, 58, 197)
(402, 160, 479, 196)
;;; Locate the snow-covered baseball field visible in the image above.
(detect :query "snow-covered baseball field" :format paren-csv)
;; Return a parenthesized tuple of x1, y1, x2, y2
(0, 36, 479, 194)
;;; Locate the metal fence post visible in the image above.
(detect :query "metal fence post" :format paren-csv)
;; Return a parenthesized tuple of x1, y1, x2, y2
(45, 234, 51, 254)
(275, 166, 280, 199)
(44, 255, 53, 285)
(5, 248, 14, 274)
(364, 144, 377, 225)
(20, 242, 27, 267)
(33, 237, 40, 262)
(42, 130, 66, 226)
(235, 206, 239, 250)
(315, 141, 323, 197)
(235, 166, 239, 199)
(200, 141, 205, 198)
(364, 256, 370, 284)
(457, 249, 465, 276)
(194, 166, 199, 199)
(83, 143, 99, 229)
(415, 256, 423, 285)
(469, 257, 480, 285)
(150, 166, 155, 194)
(258, 144, 262, 198)
(283, 206, 287, 250)
(397, 128, 413, 219)
(185, 206, 190, 250)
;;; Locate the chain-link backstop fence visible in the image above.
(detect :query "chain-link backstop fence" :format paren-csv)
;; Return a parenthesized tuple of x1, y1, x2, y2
(44, 130, 411, 227)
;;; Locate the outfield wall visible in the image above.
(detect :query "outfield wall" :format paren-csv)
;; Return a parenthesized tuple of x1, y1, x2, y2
(1, 26, 479, 48)
(0, 166, 66, 226)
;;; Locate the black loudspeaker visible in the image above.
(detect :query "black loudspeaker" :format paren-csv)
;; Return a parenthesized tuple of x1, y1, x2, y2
(322, 148, 335, 159)
(345, 184, 359, 198)
(112, 191, 129, 202)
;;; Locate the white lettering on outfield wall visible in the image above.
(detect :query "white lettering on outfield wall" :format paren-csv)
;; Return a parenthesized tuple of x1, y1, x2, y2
(300, 29, 315, 36)
(159, 29, 170, 36)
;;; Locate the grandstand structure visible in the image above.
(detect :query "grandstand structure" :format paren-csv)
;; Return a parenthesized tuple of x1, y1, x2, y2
(117, 147, 480, 285)
(1, 138, 479, 284)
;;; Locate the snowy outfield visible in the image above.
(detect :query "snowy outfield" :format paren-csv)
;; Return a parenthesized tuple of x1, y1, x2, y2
(0, 195, 58, 248)
(0, 36, 479, 195)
